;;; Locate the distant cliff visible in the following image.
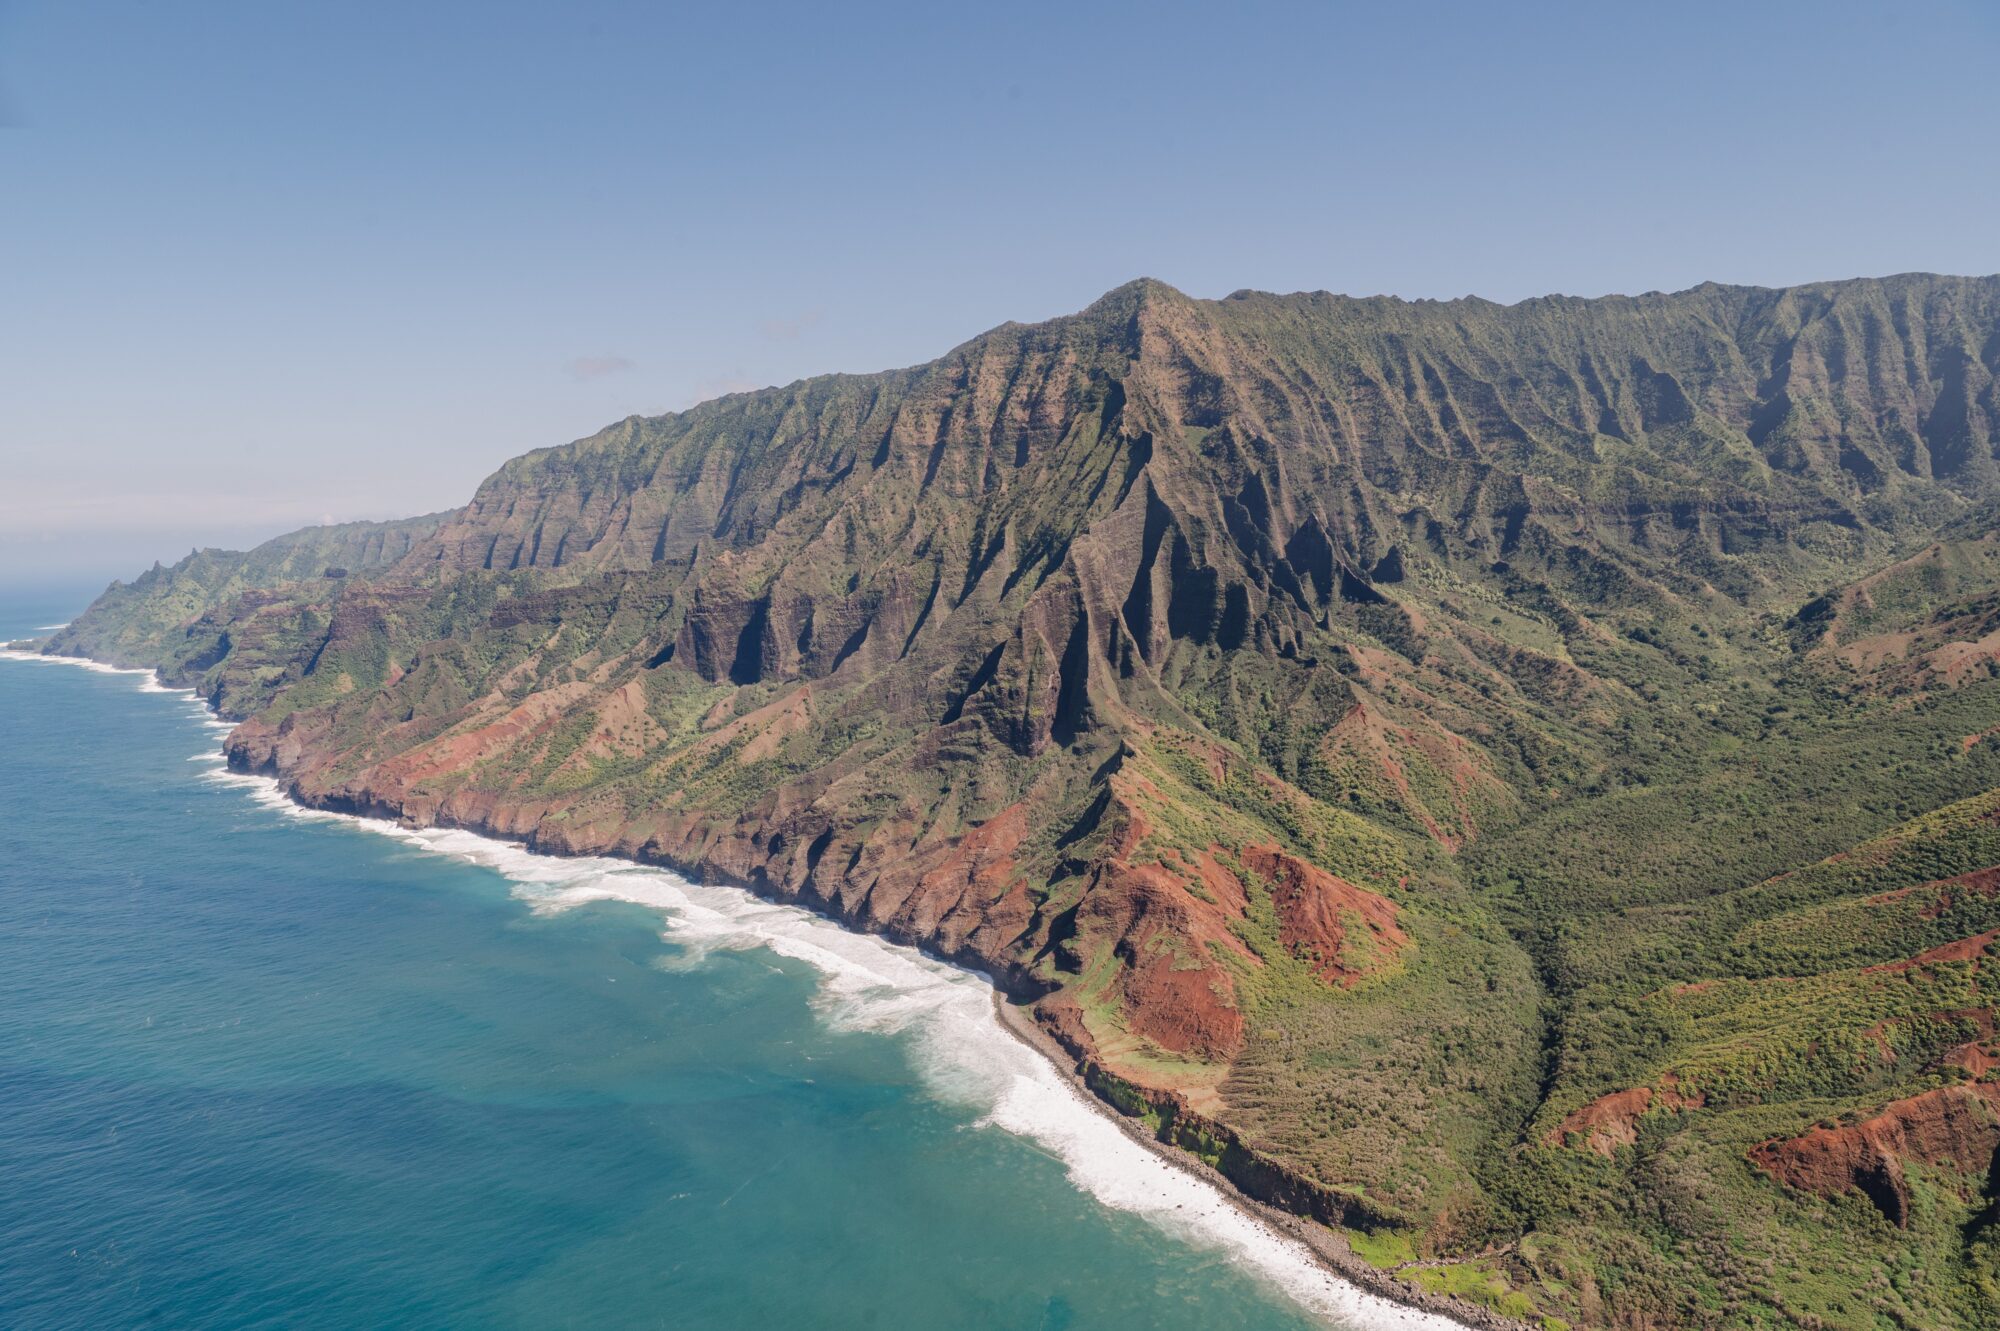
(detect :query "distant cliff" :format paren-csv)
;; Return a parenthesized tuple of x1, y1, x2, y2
(45, 513, 450, 671)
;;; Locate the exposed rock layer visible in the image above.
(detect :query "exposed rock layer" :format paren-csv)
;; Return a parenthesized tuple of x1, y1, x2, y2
(41, 272, 2000, 1331)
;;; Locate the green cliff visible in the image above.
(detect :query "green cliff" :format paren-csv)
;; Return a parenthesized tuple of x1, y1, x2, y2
(49, 273, 2000, 1329)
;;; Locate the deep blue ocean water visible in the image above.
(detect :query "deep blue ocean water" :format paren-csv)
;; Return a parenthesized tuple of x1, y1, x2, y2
(0, 588, 1450, 1331)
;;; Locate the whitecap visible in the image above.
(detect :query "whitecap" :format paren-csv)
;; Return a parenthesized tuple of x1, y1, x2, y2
(31, 658, 1470, 1331)
(196, 787, 1467, 1328)
(0, 651, 233, 732)
(0, 648, 153, 677)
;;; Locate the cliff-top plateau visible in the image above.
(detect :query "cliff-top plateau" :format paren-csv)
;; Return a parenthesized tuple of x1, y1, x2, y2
(36, 273, 2000, 1330)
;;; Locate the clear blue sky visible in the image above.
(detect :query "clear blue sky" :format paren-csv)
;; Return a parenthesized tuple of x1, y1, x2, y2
(4, 0, 1996, 585)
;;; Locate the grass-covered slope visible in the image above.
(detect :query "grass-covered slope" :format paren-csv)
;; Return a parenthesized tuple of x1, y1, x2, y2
(49, 273, 2000, 1329)
(37, 513, 450, 672)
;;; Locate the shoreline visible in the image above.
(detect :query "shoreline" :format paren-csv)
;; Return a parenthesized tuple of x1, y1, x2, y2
(4, 643, 1513, 1331)
(987, 995, 1526, 1331)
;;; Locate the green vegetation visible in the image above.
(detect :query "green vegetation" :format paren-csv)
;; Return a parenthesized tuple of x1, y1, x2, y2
(44, 273, 2000, 1328)
(1346, 1226, 1416, 1268)
(1403, 1261, 1537, 1320)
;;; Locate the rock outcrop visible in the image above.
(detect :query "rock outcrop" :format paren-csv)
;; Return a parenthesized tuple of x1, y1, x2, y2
(1751, 1083, 2000, 1226)
(43, 272, 2000, 1331)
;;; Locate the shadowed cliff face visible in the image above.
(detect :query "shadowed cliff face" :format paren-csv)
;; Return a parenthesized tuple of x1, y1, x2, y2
(1751, 1083, 2000, 1228)
(41, 273, 2000, 1330)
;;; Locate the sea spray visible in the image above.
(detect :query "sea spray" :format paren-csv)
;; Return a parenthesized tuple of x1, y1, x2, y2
(0, 648, 154, 677)
(12, 648, 1469, 1331)
(254, 810, 1468, 1330)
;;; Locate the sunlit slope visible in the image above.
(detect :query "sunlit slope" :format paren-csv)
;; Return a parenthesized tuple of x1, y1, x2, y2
(46, 272, 2000, 1329)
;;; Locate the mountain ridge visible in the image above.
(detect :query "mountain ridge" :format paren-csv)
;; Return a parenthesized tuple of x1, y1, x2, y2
(35, 272, 2000, 1330)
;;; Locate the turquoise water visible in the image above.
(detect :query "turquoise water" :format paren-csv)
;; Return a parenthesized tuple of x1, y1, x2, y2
(0, 590, 1447, 1331)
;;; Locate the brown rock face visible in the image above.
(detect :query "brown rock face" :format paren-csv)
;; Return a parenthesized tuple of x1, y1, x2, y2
(1241, 844, 1408, 987)
(1546, 1081, 1707, 1158)
(62, 271, 2000, 1331)
(1749, 1083, 2000, 1225)
(200, 274, 2000, 1115)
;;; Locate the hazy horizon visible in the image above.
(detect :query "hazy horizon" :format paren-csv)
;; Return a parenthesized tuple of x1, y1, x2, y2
(6, 0, 1997, 584)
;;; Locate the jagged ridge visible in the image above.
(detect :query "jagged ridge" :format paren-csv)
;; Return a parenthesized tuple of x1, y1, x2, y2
(40, 272, 2000, 1330)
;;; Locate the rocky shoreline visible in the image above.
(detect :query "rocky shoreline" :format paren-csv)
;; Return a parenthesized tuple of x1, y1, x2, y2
(989, 996, 1527, 1331)
(20, 641, 1519, 1331)
(247, 748, 1521, 1331)
(216, 738, 1523, 1331)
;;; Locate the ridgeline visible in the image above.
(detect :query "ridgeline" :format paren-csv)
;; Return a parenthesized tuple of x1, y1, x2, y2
(42, 273, 2000, 1329)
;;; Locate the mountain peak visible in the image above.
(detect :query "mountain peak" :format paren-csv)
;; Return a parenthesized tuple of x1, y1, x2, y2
(1083, 275, 1194, 314)
(49, 269, 2000, 1331)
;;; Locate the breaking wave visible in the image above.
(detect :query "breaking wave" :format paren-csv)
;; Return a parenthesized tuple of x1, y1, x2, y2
(0, 648, 151, 676)
(2, 648, 1468, 1330)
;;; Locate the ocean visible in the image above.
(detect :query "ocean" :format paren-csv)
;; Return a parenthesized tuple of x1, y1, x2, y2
(0, 588, 1459, 1331)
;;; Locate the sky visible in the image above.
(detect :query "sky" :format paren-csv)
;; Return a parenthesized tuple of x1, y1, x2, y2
(3, 0, 1997, 586)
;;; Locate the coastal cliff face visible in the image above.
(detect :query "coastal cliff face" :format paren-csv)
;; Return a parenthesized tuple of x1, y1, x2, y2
(44, 274, 2000, 1330)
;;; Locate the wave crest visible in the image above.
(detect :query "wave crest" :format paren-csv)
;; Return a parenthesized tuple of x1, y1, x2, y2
(14, 647, 1467, 1330)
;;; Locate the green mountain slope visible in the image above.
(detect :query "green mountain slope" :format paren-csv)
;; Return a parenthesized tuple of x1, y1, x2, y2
(40, 513, 451, 668)
(43, 273, 2000, 1329)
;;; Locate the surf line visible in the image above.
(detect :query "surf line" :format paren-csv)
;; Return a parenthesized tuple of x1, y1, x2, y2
(2, 647, 1474, 1331)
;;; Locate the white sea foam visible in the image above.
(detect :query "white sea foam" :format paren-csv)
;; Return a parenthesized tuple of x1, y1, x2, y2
(0, 647, 153, 676)
(33, 622, 70, 631)
(205, 780, 1466, 1330)
(4, 646, 1468, 1330)
(0, 650, 233, 727)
